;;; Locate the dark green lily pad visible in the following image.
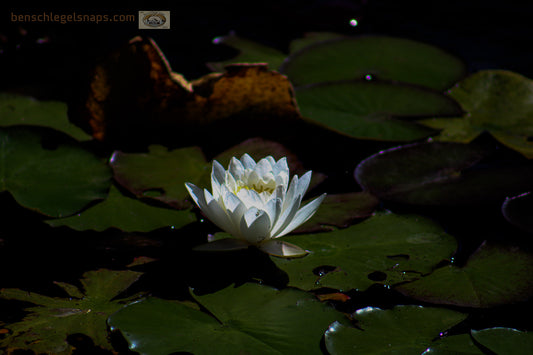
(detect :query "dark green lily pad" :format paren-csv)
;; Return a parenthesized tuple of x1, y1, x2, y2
(396, 242, 533, 308)
(46, 185, 195, 232)
(502, 192, 533, 233)
(0, 126, 111, 217)
(419, 70, 533, 158)
(207, 33, 287, 72)
(272, 212, 457, 291)
(355, 141, 533, 205)
(108, 283, 347, 355)
(294, 192, 379, 233)
(471, 327, 533, 355)
(281, 36, 466, 90)
(0, 269, 142, 354)
(325, 305, 467, 355)
(295, 80, 462, 141)
(110, 145, 210, 209)
(424, 334, 484, 354)
(0, 93, 91, 141)
(288, 32, 346, 54)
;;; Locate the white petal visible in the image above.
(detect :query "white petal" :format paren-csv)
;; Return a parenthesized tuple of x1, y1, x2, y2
(229, 157, 244, 180)
(254, 158, 272, 177)
(283, 175, 299, 210)
(241, 154, 256, 169)
(185, 182, 207, 210)
(203, 189, 239, 236)
(296, 171, 312, 198)
(263, 197, 282, 227)
(276, 193, 326, 237)
(271, 193, 303, 237)
(240, 208, 272, 244)
(211, 160, 226, 197)
(274, 157, 288, 174)
(258, 240, 308, 258)
(237, 188, 263, 208)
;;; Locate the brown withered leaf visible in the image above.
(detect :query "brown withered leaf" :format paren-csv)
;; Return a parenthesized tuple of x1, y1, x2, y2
(70, 36, 300, 147)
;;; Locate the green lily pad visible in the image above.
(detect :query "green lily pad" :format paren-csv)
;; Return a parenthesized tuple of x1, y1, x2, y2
(294, 192, 379, 233)
(281, 36, 466, 90)
(423, 334, 484, 355)
(471, 328, 533, 355)
(272, 212, 457, 291)
(46, 185, 195, 232)
(325, 305, 467, 355)
(0, 269, 142, 354)
(502, 192, 533, 233)
(396, 242, 533, 308)
(419, 70, 533, 158)
(288, 32, 346, 54)
(0, 126, 111, 217)
(207, 33, 287, 72)
(110, 145, 210, 209)
(295, 80, 462, 141)
(108, 283, 347, 355)
(355, 141, 533, 205)
(0, 93, 91, 141)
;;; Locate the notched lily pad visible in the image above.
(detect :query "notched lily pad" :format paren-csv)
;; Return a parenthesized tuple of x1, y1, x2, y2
(0, 269, 143, 354)
(295, 80, 462, 141)
(46, 185, 195, 232)
(355, 141, 533, 205)
(471, 327, 533, 355)
(108, 283, 347, 355)
(396, 242, 533, 308)
(272, 212, 457, 291)
(0, 126, 111, 217)
(110, 145, 210, 209)
(281, 35, 467, 90)
(325, 305, 467, 355)
(0, 93, 91, 141)
(419, 70, 533, 158)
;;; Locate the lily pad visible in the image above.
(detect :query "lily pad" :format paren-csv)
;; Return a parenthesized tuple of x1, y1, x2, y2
(423, 334, 484, 354)
(46, 185, 195, 232)
(396, 242, 533, 308)
(294, 192, 379, 233)
(471, 328, 533, 355)
(207, 33, 287, 72)
(0, 93, 91, 141)
(0, 126, 111, 217)
(295, 80, 462, 141)
(281, 35, 466, 90)
(108, 283, 347, 355)
(325, 305, 467, 355)
(110, 145, 210, 209)
(0, 269, 142, 354)
(502, 192, 533, 233)
(355, 141, 533, 205)
(272, 212, 457, 291)
(419, 70, 533, 158)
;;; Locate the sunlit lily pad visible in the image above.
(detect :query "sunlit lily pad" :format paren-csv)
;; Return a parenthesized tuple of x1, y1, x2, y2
(110, 145, 210, 209)
(0, 269, 142, 354)
(471, 328, 533, 355)
(46, 185, 195, 232)
(396, 242, 533, 307)
(281, 36, 466, 90)
(502, 192, 533, 233)
(0, 93, 91, 141)
(419, 70, 533, 158)
(0, 126, 111, 217)
(355, 141, 533, 205)
(108, 283, 347, 355)
(295, 80, 462, 141)
(272, 212, 457, 291)
(325, 305, 467, 355)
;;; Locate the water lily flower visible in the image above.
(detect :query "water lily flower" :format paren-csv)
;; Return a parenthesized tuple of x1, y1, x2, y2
(185, 154, 325, 258)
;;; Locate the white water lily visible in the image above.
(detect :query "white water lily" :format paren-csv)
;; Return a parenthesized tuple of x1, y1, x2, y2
(185, 154, 325, 258)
